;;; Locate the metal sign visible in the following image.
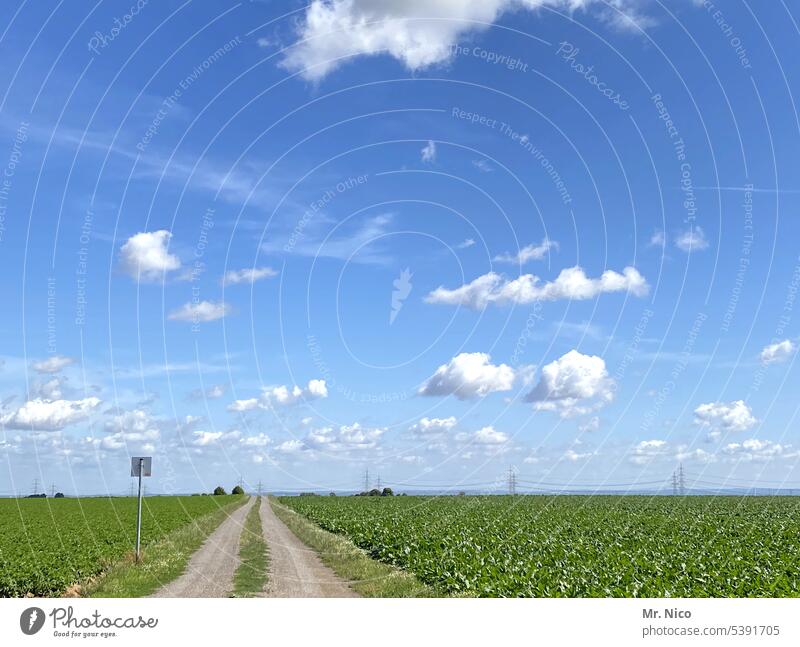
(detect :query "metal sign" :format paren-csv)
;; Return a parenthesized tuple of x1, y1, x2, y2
(130, 457, 152, 477)
(130, 457, 152, 562)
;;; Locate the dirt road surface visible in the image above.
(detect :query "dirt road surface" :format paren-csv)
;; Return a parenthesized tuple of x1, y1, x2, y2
(260, 498, 357, 597)
(152, 496, 255, 598)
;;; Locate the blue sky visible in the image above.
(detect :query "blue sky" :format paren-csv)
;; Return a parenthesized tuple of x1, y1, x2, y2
(1, 0, 800, 495)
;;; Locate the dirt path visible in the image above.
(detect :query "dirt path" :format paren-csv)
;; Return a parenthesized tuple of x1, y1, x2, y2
(260, 498, 357, 597)
(152, 496, 254, 598)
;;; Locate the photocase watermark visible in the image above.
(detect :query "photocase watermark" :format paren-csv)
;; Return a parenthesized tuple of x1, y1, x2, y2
(306, 334, 411, 403)
(612, 308, 655, 389)
(651, 93, 697, 227)
(451, 108, 572, 204)
(698, 1, 753, 69)
(46, 277, 57, 354)
(720, 184, 754, 333)
(21, 606, 158, 638)
(556, 42, 629, 111)
(449, 43, 529, 72)
(0, 120, 29, 244)
(284, 174, 369, 252)
(87, 0, 148, 55)
(640, 311, 707, 433)
(510, 301, 545, 367)
(137, 36, 242, 152)
(75, 207, 93, 326)
(190, 207, 215, 333)
(390, 268, 413, 325)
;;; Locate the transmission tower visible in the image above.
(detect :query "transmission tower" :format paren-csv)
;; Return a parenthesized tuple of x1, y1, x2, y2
(678, 463, 686, 496)
(256, 480, 263, 496)
(672, 470, 678, 496)
(508, 467, 517, 495)
(375, 473, 382, 490)
(363, 468, 370, 492)
(49, 483, 56, 498)
(32, 478, 39, 496)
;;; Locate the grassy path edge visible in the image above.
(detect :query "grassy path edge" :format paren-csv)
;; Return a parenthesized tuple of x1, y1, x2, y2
(232, 497, 269, 597)
(269, 497, 440, 598)
(82, 496, 249, 598)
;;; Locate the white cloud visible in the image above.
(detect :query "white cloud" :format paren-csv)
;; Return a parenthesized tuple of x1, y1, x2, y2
(228, 379, 328, 412)
(305, 422, 385, 453)
(649, 230, 665, 247)
(104, 409, 159, 435)
(192, 431, 224, 446)
(694, 400, 757, 435)
(722, 438, 795, 462)
(168, 301, 231, 323)
(525, 350, 614, 417)
(494, 238, 558, 264)
(630, 439, 669, 465)
(760, 340, 796, 365)
(421, 140, 437, 163)
(419, 352, 518, 399)
(34, 377, 66, 400)
(471, 425, 509, 445)
(276, 439, 305, 454)
(426, 266, 648, 308)
(119, 230, 181, 281)
(410, 416, 457, 435)
(189, 384, 226, 400)
(674, 226, 709, 253)
(457, 238, 476, 249)
(564, 448, 593, 462)
(221, 267, 278, 285)
(578, 416, 600, 433)
(280, 1, 655, 81)
(1, 397, 101, 430)
(472, 159, 493, 173)
(32, 355, 75, 374)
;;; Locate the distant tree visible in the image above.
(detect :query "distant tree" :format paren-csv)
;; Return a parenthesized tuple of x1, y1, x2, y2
(458, 491, 466, 497)
(329, 492, 337, 496)
(368, 488, 381, 496)
(54, 492, 65, 498)
(231, 485, 245, 495)
(381, 487, 393, 497)
(213, 486, 227, 496)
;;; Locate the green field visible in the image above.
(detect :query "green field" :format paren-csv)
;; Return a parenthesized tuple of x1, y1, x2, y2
(279, 495, 800, 597)
(0, 495, 243, 597)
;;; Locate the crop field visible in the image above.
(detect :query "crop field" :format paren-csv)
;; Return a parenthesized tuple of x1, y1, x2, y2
(280, 495, 800, 597)
(0, 495, 243, 597)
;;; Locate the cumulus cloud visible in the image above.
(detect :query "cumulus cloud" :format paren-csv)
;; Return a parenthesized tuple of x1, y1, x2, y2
(578, 416, 600, 433)
(168, 301, 231, 323)
(410, 416, 457, 435)
(494, 237, 558, 264)
(420, 140, 436, 162)
(630, 439, 669, 465)
(188, 384, 226, 400)
(32, 355, 75, 374)
(722, 438, 796, 462)
(760, 340, 796, 365)
(649, 230, 665, 247)
(674, 226, 709, 253)
(280, 0, 655, 80)
(305, 422, 385, 453)
(104, 409, 159, 436)
(228, 379, 328, 412)
(276, 439, 305, 454)
(419, 352, 518, 399)
(471, 425, 509, 445)
(426, 266, 648, 308)
(119, 230, 181, 281)
(694, 400, 757, 436)
(221, 267, 278, 285)
(1, 397, 101, 430)
(525, 350, 614, 417)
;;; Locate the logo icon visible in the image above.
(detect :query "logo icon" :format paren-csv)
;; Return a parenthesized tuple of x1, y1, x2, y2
(20, 607, 45, 635)
(390, 268, 413, 325)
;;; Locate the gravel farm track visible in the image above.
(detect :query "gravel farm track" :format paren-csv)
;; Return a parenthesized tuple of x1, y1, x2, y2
(152, 496, 356, 598)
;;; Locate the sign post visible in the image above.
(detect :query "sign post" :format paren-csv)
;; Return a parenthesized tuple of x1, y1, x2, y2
(130, 457, 152, 562)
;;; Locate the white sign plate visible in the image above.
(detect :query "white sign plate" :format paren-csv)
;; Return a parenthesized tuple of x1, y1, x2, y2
(130, 456, 153, 477)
